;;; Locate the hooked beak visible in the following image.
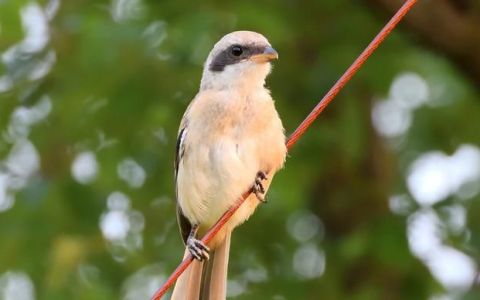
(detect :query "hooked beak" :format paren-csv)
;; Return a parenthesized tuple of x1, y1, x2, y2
(251, 46, 279, 63)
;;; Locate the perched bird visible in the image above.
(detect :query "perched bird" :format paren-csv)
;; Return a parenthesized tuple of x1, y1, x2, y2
(171, 31, 287, 300)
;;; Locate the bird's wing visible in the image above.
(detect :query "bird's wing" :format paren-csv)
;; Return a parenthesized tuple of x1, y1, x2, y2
(175, 108, 192, 244)
(174, 126, 187, 181)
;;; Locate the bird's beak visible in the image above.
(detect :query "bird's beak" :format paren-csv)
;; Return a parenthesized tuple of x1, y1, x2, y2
(251, 46, 279, 63)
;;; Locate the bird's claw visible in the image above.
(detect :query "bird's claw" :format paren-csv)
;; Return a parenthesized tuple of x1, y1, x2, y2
(257, 171, 268, 181)
(187, 238, 210, 261)
(253, 171, 268, 203)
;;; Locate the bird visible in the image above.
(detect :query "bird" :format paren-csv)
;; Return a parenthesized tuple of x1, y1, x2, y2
(171, 31, 287, 300)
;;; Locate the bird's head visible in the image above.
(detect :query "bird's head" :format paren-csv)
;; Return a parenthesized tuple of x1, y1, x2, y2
(200, 31, 278, 91)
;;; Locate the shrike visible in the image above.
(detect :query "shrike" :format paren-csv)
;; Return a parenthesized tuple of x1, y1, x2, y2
(171, 31, 286, 300)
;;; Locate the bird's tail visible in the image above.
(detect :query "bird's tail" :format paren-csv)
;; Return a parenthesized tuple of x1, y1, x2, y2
(171, 232, 231, 300)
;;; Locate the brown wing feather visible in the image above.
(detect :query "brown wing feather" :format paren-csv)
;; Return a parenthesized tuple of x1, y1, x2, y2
(174, 126, 192, 244)
(176, 204, 191, 244)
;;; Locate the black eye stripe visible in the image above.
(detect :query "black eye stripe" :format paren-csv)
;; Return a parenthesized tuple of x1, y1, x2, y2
(209, 43, 267, 72)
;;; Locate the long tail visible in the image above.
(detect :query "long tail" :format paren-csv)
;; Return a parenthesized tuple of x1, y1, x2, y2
(171, 232, 231, 300)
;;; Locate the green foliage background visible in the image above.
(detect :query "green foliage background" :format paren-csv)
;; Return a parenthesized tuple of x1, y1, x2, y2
(1, 0, 479, 299)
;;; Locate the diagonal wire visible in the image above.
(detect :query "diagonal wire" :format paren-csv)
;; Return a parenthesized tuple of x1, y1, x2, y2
(151, 0, 418, 298)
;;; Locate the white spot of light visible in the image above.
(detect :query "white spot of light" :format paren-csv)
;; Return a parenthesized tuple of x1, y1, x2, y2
(0, 174, 15, 212)
(107, 191, 130, 211)
(110, 0, 145, 22)
(71, 151, 99, 184)
(390, 72, 430, 109)
(122, 264, 165, 300)
(407, 145, 480, 206)
(6, 139, 40, 179)
(407, 210, 477, 292)
(426, 246, 477, 291)
(8, 95, 52, 140)
(100, 210, 130, 242)
(372, 72, 430, 139)
(2, 2, 49, 67)
(293, 243, 326, 279)
(117, 158, 146, 188)
(0, 271, 35, 300)
(407, 209, 443, 260)
(287, 210, 323, 242)
(100, 192, 145, 253)
(372, 98, 412, 138)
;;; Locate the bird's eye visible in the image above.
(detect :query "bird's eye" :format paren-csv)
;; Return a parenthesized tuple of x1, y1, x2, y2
(231, 46, 243, 56)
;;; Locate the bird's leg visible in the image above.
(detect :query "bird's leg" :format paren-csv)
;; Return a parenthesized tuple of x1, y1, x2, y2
(187, 224, 210, 261)
(252, 171, 268, 203)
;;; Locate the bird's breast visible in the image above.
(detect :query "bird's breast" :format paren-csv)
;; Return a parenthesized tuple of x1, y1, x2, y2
(177, 88, 285, 226)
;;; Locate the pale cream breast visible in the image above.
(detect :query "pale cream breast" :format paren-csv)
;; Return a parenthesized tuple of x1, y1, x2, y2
(176, 88, 286, 229)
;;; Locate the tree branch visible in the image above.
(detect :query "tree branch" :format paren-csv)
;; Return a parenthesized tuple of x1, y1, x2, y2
(363, 0, 480, 86)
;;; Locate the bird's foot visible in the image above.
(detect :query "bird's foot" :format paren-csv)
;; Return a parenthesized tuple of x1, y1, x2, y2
(253, 171, 268, 203)
(187, 237, 210, 261)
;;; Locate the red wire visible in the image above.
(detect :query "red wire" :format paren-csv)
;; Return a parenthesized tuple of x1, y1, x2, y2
(151, 0, 418, 298)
